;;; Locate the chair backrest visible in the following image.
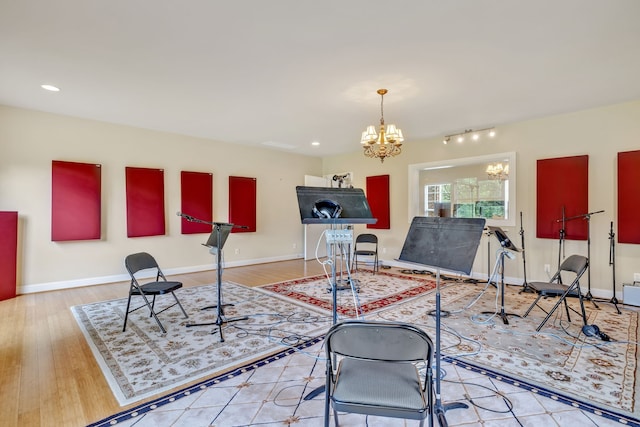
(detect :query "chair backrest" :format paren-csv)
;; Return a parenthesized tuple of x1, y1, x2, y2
(326, 320, 432, 363)
(125, 252, 161, 277)
(355, 233, 378, 245)
(552, 254, 588, 285)
(559, 254, 588, 275)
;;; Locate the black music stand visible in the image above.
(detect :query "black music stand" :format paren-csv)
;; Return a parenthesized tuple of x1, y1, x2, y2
(182, 217, 248, 342)
(398, 217, 485, 427)
(295, 186, 376, 401)
(484, 226, 521, 325)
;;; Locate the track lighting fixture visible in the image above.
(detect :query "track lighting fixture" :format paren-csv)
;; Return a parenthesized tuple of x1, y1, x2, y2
(442, 127, 496, 145)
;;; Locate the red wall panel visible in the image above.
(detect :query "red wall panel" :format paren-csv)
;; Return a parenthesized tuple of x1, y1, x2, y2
(51, 160, 101, 241)
(366, 174, 390, 229)
(180, 171, 213, 234)
(618, 150, 640, 244)
(125, 167, 165, 237)
(0, 211, 18, 301)
(229, 176, 256, 233)
(536, 155, 589, 240)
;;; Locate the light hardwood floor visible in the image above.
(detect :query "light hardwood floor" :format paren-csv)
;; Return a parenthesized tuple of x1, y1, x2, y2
(0, 259, 327, 427)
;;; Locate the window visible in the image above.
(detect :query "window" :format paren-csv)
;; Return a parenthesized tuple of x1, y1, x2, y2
(424, 183, 451, 216)
(408, 152, 516, 227)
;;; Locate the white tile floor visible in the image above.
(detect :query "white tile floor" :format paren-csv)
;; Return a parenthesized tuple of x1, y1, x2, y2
(95, 338, 636, 427)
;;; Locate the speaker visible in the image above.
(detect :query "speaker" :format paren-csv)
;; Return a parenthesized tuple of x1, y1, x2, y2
(312, 199, 342, 219)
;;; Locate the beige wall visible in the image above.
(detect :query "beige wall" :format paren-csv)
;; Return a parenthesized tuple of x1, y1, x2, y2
(322, 99, 640, 298)
(0, 105, 322, 292)
(3, 100, 640, 298)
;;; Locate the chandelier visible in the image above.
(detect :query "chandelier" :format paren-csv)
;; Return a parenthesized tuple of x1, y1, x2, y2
(360, 89, 404, 163)
(486, 162, 509, 181)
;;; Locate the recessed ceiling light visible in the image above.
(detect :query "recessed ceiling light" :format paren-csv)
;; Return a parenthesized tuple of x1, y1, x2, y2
(311, 141, 320, 146)
(41, 84, 60, 92)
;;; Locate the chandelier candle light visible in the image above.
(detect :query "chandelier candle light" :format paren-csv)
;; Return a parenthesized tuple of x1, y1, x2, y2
(486, 162, 509, 181)
(360, 89, 404, 163)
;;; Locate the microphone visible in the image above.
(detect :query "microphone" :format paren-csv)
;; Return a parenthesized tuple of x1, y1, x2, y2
(177, 211, 195, 221)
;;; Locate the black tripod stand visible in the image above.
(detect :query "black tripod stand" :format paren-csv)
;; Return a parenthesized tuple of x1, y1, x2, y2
(398, 217, 486, 427)
(294, 186, 376, 403)
(557, 206, 566, 272)
(608, 221, 622, 314)
(485, 228, 497, 288)
(483, 227, 521, 325)
(181, 215, 248, 342)
(519, 212, 534, 293)
(304, 225, 358, 401)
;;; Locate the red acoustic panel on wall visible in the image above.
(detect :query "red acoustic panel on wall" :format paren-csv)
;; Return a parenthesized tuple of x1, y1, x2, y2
(125, 167, 165, 237)
(0, 211, 18, 301)
(618, 150, 640, 244)
(229, 176, 256, 233)
(51, 160, 101, 241)
(536, 155, 588, 240)
(366, 174, 390, 229)
(181, 171, 213, 234)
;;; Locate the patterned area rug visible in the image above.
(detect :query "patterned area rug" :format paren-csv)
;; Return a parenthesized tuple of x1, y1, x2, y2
(76, 271, 639, 422)
(71, 282, 330, 405)
(261, 269, 438, 316)
(262, 271, 640, 421)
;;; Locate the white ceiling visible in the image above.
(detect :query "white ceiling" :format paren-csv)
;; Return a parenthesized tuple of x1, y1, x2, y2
(2, 0, 640, 157)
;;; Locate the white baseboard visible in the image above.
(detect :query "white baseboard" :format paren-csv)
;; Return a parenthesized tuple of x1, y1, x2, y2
(18, 254, 303, 295)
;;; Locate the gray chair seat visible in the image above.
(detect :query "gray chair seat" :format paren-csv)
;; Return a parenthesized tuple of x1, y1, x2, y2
(333, 359, 427, 417)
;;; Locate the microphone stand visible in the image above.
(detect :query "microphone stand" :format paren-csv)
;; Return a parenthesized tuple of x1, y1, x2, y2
(608, 222, 622, 314)
(562, 210, 604, 305)
(482, 244, 520, 325)
(485, 228, 496, 288)
(519, 212, 533, 293)
(556, 206, 566, 271)
(178, 212, 248, 342)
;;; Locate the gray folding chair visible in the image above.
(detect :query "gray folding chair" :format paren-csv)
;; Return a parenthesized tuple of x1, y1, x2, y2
(522, 254, 589, 331)
(353, 233, 379, 273)
(324, 320, 434, 427)
(123, 252, 188, 333)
